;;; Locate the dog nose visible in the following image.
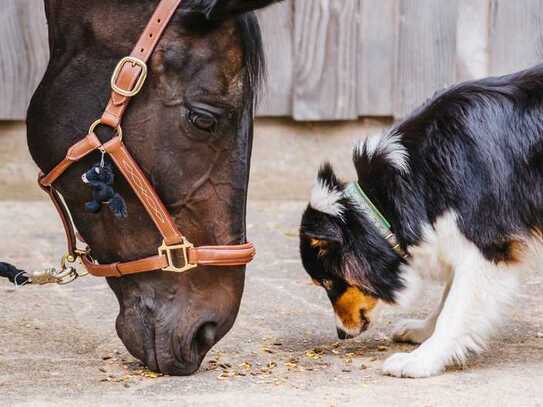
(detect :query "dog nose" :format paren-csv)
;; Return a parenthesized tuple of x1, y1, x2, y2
(337, 327, 355, 340)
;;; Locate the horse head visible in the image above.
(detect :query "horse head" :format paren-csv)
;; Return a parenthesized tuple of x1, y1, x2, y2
(27, 0, 282, 375)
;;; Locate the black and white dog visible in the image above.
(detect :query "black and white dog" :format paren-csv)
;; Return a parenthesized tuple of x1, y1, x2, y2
(299, 65, 543, 378)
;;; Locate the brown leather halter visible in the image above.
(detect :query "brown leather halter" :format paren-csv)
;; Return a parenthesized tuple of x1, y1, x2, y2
(38, 0, 256, 278)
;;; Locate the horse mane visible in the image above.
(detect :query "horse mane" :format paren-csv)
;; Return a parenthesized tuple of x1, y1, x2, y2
(237, 12, 266, 109)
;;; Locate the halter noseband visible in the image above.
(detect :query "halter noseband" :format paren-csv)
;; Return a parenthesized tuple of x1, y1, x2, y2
(38, 0, 256, 278)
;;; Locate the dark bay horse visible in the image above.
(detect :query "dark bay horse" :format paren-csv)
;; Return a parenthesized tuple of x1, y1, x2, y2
(26, 0, 281, 375)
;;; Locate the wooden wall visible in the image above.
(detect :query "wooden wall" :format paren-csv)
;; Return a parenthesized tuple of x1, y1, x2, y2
(2, 0, 543, 121)
(257, 0, 543, 119)
(0, 0, 49, 120)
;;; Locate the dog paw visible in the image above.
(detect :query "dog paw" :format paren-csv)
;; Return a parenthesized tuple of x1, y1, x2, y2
(392, 319, 433, 344)
(382, 351, 444, 378)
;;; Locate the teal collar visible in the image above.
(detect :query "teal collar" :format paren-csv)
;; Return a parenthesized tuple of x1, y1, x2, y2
(344, 182, 407, 258)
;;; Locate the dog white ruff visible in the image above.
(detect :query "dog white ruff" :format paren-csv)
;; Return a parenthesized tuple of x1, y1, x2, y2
(310, 179, 344, 218)
(382, 210, 521, 378)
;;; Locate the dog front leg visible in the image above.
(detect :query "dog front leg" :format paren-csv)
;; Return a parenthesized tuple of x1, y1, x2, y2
(383, 255, 518, 378)
(392, 279, 452, 344)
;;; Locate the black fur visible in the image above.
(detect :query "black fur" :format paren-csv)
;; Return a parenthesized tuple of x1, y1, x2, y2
(301, 63, 543, 304)
(300, 165, 405, 303)
(190, 0, 283, 20)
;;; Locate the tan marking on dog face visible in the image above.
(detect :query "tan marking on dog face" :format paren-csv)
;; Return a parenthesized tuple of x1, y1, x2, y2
(332, 287, 377, 330)
(310, 238, 329, 257)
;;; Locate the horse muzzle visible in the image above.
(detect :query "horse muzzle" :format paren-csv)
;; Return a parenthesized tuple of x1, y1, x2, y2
(111, 265, 245, 375)
(117, 313, 221, 376)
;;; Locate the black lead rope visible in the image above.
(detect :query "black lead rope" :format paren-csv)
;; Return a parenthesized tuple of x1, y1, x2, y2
(0, 262, 30, 286)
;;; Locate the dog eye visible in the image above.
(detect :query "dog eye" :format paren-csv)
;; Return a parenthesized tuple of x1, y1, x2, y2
(322, 279, 333, 290)
(187, 109, 217, 133)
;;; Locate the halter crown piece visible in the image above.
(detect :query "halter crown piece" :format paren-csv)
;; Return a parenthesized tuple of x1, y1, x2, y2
(37, 0, 256, 280)
(343, 182, 407, 258)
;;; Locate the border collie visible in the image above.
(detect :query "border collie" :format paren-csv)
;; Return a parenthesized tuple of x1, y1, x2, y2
(299, 65, 543, 378)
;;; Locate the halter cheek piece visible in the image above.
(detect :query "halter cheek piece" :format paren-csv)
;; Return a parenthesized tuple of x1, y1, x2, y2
(38, 0, 256, 278)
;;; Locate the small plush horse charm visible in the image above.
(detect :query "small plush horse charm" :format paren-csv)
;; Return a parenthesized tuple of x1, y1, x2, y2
(82, 161, 127, 218)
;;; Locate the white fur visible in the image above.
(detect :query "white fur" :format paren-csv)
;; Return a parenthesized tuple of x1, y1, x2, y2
(356, 133, 410, 173)
(383, 210, 522, 378)
(394, 265, 426, 309)
(392, 281, 451, 344)
(309, 179, 344, 218)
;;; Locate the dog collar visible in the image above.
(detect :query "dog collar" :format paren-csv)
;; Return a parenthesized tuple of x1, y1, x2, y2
(344, 182, 407, 258)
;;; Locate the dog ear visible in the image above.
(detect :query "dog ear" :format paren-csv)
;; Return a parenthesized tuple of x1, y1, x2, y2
(302, 233, 341, 258)
(203, 0, 284, 20)
(300, 211, 344, 258)
(308, 162, 346, 220)
(317, 162, 343, 191)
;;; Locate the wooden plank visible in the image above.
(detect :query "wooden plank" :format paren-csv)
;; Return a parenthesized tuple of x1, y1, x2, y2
(456, 0, 490, 82)
(0, 0, 49, 120)
(293, 0, 358, 121)
(358, 0, 397, 116)
(256, 0, 294, 116)
(489, 0, 543, 76)
(393, 0, 458, 118)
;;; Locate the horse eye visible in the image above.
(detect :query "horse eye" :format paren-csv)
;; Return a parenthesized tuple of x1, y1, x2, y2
(188, 109, 217, 133)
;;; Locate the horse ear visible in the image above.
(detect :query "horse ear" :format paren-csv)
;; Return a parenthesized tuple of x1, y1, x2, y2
(204, 0, 284, 20)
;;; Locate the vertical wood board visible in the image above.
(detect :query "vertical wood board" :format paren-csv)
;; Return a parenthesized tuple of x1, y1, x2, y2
(489, 0, 543, 76)
(456, 0, 490, 82)
(0, 0, 49, 120)
(393, 0, 458, 118)
(358, 0, 398, 116)
(293, 0, 359, 121)
(256, 1, 294, 116)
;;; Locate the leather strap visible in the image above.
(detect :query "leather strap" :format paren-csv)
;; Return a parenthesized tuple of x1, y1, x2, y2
(39, 133, 101, 187)
(38, 177, 77, 257)
(37, 0, 256, 278)
(39, 172, 256, 277)
(189, 244, 256, 267)
(102, 137, 183, 245)
(81, 243, 256, 278)
(81, 254, 169, 277)
(101, 0, 183, 128)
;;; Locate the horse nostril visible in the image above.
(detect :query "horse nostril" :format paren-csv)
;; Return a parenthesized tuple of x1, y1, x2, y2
(194, 322, 218, 352)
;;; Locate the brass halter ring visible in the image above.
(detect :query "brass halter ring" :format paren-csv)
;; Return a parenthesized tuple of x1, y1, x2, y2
(88, 119, 123, 153)
(88, 119, 123, 142)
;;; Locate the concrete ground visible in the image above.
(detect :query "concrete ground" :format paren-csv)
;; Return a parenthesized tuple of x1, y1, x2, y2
(1, 201, 543, 407)
(1, 122, 543, 406)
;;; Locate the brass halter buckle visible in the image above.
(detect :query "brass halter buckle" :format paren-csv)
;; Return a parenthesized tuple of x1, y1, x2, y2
(158, 238, 198, 273)
(111, 56, 148, 97)
(29, 249, 89, 285)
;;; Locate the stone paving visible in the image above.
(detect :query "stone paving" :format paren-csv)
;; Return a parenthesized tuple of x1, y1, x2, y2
(0, 200, 542, 406)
